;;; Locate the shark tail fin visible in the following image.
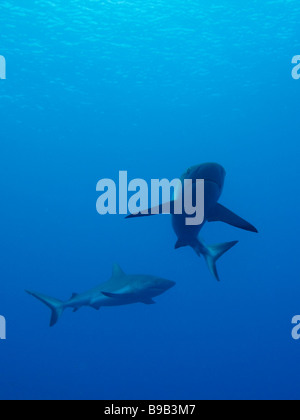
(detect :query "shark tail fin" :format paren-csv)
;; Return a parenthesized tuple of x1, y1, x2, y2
(26, 290, 64, 327)
(191, 239, 238, 281)
(203, 241, 238, 281)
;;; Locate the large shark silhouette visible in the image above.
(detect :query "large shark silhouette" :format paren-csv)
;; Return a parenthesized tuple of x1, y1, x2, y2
(127, 163, 258, 281)
(26, 264, 175, 327)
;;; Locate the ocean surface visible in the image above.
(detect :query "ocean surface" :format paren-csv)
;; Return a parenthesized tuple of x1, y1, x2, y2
(0, 0, 300, 400)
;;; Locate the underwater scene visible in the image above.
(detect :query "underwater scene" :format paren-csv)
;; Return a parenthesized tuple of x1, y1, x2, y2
(0, 0, 300, 401)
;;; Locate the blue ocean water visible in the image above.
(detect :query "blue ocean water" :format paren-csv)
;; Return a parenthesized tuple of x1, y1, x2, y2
(0, 0, 300, 400)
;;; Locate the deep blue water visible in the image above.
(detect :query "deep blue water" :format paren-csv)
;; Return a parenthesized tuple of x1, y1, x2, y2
(1, 0, 300, 400)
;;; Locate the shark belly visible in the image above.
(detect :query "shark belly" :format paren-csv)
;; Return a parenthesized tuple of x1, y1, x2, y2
(172, 180, 221, 245)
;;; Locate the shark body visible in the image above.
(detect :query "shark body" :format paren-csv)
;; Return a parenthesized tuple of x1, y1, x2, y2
(127, 163, 258, 281)
(26, 264, 175, 327)
(173, 163, 257, 280)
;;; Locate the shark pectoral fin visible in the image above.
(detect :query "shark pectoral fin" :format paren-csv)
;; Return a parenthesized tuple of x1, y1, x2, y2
(102, 285, 135, 300)
(208, 204, 258, 233)
(126, 201, 176, 219)
(73, 308, 79, 313)
(102, 291, 131, 299)
(141, 298, 156, 305)
(102, 293, 155, 304)
(90, 302, 101, 310)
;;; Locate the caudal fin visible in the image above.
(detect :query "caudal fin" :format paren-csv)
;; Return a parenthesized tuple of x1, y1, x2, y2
(191, 239, 238, 281)
(26, 290, 64, 327)
(203, 241, 238, 281)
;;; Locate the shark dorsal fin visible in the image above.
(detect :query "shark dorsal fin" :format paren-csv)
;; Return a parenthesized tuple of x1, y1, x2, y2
(112, 263, 126, 278)
(71, 293, 78, 299)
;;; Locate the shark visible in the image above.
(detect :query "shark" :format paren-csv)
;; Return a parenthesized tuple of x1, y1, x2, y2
(26, 264, 176, 327)
(127, 163, 258, 281)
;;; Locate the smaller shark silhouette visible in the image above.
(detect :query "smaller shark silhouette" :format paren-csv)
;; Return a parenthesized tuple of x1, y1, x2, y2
(26, 264, 175, 327)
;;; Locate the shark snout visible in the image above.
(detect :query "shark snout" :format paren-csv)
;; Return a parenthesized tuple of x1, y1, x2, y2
(186, 163, 226, 190)
(198, 163, 225, 187)
(155, 278, 176, 291)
